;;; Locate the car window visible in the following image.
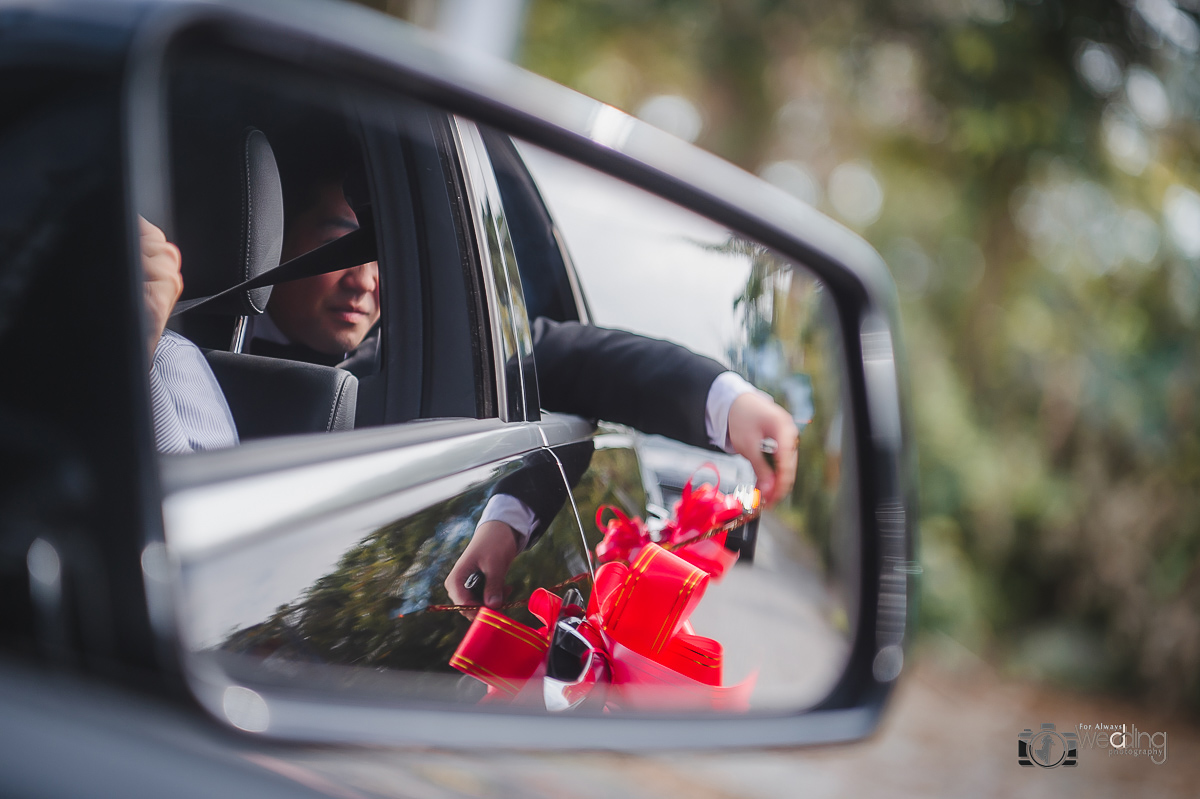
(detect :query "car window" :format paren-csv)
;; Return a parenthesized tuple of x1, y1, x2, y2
(517, 142, 762, 364)
(153, 52, 492, 451)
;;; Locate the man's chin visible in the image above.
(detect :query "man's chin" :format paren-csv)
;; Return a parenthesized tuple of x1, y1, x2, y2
(328, 332, 370, 355)
(319, 341, 353, 356)
(308, 323, 370, 356)
(297, 335, 355, 357)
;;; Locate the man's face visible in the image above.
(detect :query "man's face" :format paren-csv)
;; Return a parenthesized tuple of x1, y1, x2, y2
(268, 182, 380, 355)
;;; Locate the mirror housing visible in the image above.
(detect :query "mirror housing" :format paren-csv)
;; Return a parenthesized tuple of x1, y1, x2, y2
(123, 0, 916, 750)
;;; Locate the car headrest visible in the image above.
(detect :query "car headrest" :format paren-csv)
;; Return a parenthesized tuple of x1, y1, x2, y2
(174, 127, 283, 316)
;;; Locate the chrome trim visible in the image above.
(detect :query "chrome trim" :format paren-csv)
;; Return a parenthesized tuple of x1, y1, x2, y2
(162, 421, 543, 558)
(547, 445, 594, 580)
(229, 315, 247, 353)
(159, 417, 521, 492)
(535, 411, 597, 448)
(451, 116, 533, 421)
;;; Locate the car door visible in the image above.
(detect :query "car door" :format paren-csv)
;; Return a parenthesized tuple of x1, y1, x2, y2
(151, 43, 597, 709)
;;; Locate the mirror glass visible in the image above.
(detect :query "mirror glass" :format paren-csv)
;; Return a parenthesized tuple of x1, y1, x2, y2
(155, 48, 856, 719)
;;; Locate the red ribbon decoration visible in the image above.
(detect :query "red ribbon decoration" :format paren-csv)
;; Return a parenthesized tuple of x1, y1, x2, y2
(593, 505, 648, 565)
(450, 543, 755, 711)
(447, 588, 570, 704)
(595, 465, 749, 579)
(450, 468, 760, 710)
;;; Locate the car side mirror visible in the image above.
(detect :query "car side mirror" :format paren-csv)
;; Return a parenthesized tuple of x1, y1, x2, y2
(128, 4, 916, 751)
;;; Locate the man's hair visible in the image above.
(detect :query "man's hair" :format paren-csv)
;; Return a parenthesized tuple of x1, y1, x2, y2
(268, 112, 362, 229)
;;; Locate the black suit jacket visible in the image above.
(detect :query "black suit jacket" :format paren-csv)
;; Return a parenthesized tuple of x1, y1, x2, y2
(503, 320, 726, 548)
(531, 317, 726, 450)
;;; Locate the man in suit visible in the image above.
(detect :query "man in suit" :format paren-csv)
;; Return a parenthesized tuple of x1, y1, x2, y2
(146, 171, 796, 488)
(258, 175, 793, 469)
(446, 314, 797, 609)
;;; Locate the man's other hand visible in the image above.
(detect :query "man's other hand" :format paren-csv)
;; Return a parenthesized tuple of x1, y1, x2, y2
(141, 217, 183, 360)
(445, 520, 520, 614)
(727, 392, 799, 506)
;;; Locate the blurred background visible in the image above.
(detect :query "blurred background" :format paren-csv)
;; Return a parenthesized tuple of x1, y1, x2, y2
(353, 0, 1199, 784)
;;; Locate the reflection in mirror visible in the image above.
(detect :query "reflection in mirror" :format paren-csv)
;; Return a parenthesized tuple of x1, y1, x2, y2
(163, 125, 856, 721)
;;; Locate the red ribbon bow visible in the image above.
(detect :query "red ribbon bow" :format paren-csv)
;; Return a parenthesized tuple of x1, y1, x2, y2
(450, 543, 755, 711)
(595, 465, 748, 579)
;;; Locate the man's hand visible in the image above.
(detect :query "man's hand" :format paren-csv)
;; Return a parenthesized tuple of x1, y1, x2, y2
(445, 520, 521, 612)
(727, 392, 799, 506)
(140, 216, 183, 360)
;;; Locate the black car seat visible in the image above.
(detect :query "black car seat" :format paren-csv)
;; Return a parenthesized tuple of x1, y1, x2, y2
(202, 351, 357, 437)
(171, 125, 357, 438)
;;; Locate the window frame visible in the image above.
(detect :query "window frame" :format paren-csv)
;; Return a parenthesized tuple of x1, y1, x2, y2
(147, 39, 507, 437)
(446, 116, 539, 423)
(131, 30, 553, 482)
(370, 99, 495, 424)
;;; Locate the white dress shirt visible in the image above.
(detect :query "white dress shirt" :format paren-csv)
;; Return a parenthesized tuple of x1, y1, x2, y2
(149, 330, 239, 454)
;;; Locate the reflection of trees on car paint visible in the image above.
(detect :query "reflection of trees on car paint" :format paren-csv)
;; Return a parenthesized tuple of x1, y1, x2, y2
(564, 440, 648, 553)
(220, 478, 594, 672)
(221, 490, 485, 671)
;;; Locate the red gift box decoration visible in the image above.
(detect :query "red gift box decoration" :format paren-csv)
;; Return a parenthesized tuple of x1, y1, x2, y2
(451, 543, 755, 711)
(449, 467, 760, 711)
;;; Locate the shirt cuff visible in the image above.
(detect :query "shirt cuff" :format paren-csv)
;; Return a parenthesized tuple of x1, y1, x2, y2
(705, 371, 768, 453)
(479, 493, 540, 551)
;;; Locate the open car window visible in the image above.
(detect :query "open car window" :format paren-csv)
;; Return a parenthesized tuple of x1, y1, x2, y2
(151, 50, 492, 454)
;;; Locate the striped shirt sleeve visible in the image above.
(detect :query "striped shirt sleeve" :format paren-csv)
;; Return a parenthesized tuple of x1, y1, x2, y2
(149, 329, 239, 454)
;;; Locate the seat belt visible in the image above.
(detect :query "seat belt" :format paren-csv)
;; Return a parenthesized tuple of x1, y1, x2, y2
(171, 214, 376, 317)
